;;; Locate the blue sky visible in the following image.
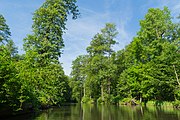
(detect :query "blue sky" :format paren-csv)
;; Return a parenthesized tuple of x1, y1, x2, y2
(0, 0, 180, 75)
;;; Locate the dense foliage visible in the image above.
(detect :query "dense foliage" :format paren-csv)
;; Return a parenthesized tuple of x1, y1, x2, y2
(0, 1, 179, 113)
(70, 7, 180, 105)
(0, 0, 79, 111)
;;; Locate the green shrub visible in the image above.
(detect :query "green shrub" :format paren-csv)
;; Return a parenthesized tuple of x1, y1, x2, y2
(172, 100, 180, 108)
(81, 96, 94, 104)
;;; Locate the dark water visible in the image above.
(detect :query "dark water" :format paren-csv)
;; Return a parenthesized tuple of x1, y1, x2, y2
(4, 104, 180, 120)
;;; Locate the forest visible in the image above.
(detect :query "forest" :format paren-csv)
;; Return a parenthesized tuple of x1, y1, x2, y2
(0, 0, 180, 112)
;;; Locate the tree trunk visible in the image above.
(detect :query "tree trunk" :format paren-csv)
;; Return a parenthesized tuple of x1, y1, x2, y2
(173, 65, 180, 86)
(108, 79, 111, 95)
(139, 94, 142, 104)
(101, 85, 104, 101)
(83, 83, 86, 97)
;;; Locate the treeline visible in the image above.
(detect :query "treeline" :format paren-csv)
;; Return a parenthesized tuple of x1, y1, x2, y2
(0, 0, 79, 111)
(70, 7, 180, 106)
(0, 0, 180, 113)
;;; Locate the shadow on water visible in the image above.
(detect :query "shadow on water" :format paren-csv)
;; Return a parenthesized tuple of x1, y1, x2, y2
(4, 104, 180, 120)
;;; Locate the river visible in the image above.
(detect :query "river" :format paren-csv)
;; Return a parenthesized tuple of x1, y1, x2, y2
(4, 104, 180, 120)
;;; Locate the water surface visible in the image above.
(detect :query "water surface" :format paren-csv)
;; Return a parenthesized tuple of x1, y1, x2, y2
(5, 104, 180, 120)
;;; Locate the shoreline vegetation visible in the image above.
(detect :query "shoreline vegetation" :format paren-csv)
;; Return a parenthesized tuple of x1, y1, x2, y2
(0, 0, 179, 118)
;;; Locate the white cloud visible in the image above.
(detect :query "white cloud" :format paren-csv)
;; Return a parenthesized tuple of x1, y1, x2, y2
(170, 1, 180, 18)
(156, 0, 180, 17)
(0, 0, 45, 54)
(61, 8, 109, 75)
(0, 0, 133, 76)
(141, 0, 180, 18)
(61, 4, 133, 75)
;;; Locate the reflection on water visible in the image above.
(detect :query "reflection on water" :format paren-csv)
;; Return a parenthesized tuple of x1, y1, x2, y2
(5, 104, 180, 120)
(33, 104, 180, 120)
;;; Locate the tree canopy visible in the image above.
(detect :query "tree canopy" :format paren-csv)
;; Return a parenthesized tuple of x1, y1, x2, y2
(0, 3, 179, 113)
(70, 7, 180, 105)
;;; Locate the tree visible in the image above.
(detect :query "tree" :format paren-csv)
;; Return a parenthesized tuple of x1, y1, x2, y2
(83, 23, 118, 103)
(0, 14, 11, 44)
(70, 55, 89, 102)
(138, 7, 177, 45)
(116, 7, 180, 105)
(0, 14, 20, 111)
(24, 0, 79, 61)
(16, 0, 79, 110)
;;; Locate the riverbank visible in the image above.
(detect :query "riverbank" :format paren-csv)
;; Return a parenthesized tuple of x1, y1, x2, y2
(119, 99, 177, 109)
